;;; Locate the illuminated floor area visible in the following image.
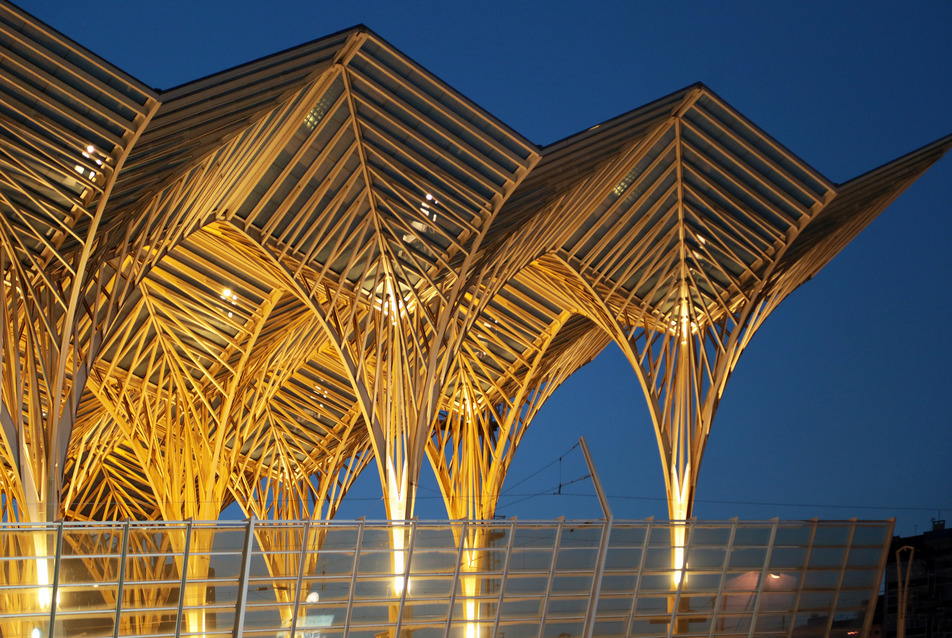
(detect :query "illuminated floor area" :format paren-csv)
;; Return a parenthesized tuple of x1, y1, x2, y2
(0, 518, 890, 638)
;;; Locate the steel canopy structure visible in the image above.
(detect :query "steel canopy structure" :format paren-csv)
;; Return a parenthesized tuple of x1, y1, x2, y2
(507, 88, 952, 526)
(1, 1, 951, 536)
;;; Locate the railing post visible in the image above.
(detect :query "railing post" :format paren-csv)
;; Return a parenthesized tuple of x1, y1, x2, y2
(823, 520, 857, 638)
(864, 520, 895, 638)
(490, 520, 517, 638)
(707, 520, 739, 638)
(667, 519, 696, 638)
(580, 436, 613, 638)
(536, 521, 564, 638)
(583, 518, 613, 638)
(112, 521, 131, 638)
(173, 521, 193, 638)
(232, 517, 257, 638)
(443, 520, 468, 637)
(47, 522, 65, 638)
(393, 520, 418, 637)
(747, 520, 780, 638)
(342, 521, 365, 637)
(624, 519, 654, 637)
(289, 520, 312, 638)
(783, 519, 818, 638)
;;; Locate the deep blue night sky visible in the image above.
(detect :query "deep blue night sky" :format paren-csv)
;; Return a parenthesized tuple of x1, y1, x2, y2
(17, 1, 951, 535)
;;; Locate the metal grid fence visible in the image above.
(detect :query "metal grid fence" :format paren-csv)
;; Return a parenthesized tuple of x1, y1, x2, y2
(0, 518, 892, 638)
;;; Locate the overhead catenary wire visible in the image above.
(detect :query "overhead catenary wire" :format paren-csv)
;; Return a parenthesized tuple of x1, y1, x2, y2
(503, 489, 950, 514)
(500, 441, 580, 496)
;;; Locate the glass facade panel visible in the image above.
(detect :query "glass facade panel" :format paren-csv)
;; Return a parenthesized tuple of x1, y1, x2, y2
(599, 572, 639, 593)
(813, 524, 853, 546)
(352, 577, 393, 599)
(509, 549, 555, 571)
(554, 547, 597, 571)
(607, 524, 648, 546)
(629, 616, 668, 635)
(759, 590, 798, 611)
(314, 551, 358, 578)
(732, 525, 773, 546)
(501, 596, 542, 617)
(542, 620, 585, 638)
(720, 613, 754, 633)
(847, 545, 884, 567)
(799, 590, 837, 611)
(690, 524, 733, 546)
(769, 545, 807, 568)
(808, 546, 847, 568)
(774, 524, 814, 546)
(595, 593, 634, 614)
(558, 524, 603, 547)
(852, 523, 889, 546)
(682, 571, 729, 590)
(603, 545, 644, 569)
(0, 519, 890, 637)
(687, 547, 726, 569)
(837, 587, 875, 610)
(636, 572, 678, 592)
(754, 611, 795, 632)
(803, 569, 841, 588)
(841, 567, 880, 589)
(321, 526, 362, 551)
(549, 573, 594, 598)
(729, 546, 769, 569)
(679, 593, 717, 613)
(633, 593, 669, 614)
(504, 574, 549, 595)
(302, 577, 352, 601)
(647, 524, 675, 547)
(763, 571, 801, 591)
(642, 546, 673, 569)
(591, 619, 627, 637)
(792, 611, 831, 635)
(348, 602, 392, 624)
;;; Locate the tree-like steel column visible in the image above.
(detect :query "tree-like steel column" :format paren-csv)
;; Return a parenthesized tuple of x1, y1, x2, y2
(528, 87, 951, 534)
(85, 228, 323, 633)
(427, 303, 608, 636)
(0, 4, 157, 525)
(223, 42, 538, 544)
(0, 12, 157, 634)
(227, 334, 373, 628)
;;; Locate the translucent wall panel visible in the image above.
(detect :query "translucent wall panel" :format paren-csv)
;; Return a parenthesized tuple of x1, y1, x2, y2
(0, 518, 890, 638)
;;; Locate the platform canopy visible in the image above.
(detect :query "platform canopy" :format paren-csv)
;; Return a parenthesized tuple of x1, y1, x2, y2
(493, 86, 952, 521)
(1, 2, 949, 525)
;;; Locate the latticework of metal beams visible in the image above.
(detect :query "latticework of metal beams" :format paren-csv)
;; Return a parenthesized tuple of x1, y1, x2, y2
(1, 3, 949, 544)
(0, 2, 158, 526)
(514, 88, 951, 529)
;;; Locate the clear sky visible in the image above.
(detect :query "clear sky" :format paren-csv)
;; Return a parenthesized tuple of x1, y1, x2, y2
(18, 0, 951, 536)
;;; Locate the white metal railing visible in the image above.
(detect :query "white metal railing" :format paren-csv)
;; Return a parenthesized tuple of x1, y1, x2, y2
(0, 518, 892, 637)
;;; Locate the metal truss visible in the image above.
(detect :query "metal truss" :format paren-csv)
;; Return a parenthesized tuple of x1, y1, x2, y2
(0, 1, 950, 538)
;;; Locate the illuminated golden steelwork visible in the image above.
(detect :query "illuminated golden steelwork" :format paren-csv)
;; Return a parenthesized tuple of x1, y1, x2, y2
(1, 2, 949, 542)
(507, 87, 952, 525)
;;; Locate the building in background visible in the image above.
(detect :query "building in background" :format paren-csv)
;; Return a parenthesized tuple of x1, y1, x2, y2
(877, 520, 952, 638)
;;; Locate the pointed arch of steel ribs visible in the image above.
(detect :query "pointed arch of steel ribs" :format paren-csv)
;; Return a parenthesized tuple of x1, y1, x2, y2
(5, 6, 950, 527)
(428, 274, 611, 520)
(0, 2, 157, 521)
